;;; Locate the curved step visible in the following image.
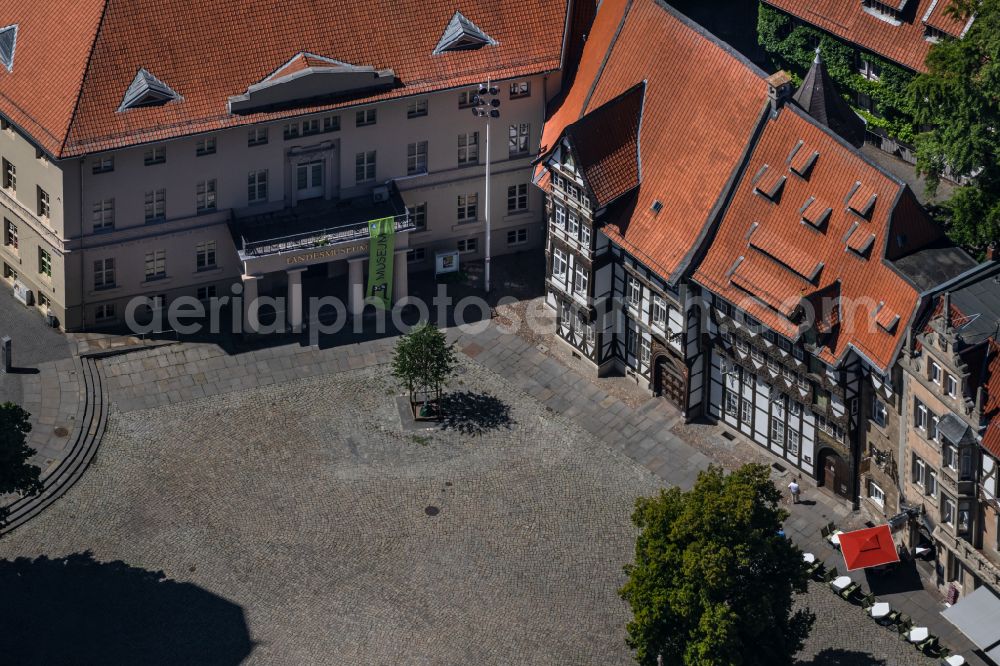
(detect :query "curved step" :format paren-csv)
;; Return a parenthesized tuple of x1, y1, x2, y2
(0, 356, 108, 536)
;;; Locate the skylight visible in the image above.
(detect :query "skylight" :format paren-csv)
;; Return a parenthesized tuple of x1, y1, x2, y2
(433, 11, 497, 55)
(0, 24, 18, 73)
(118, 69, 181, 112)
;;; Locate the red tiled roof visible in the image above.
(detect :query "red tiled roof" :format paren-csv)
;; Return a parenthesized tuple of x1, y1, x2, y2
(923, 0, 970, 37)
(0, 0, 571, 158)
(692, 103, 928, 372)
(981, 340, 1000, 458)
(562, 82, 643, 208)
(763, 0, 969, 72)
(538, 0, 769, 280)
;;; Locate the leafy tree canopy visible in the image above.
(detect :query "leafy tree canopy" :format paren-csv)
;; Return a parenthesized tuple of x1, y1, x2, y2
(391, 323, 458, 405)
(910, 0, 1000, 253)
(0, 402, 43, 528)
(620, 464, 814, 666)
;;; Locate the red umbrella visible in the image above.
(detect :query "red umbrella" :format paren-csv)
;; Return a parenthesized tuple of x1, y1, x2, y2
(839, 524, 900, 571)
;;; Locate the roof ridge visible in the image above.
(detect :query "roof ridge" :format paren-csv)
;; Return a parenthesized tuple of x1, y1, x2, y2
(58, 0, 112, 159)
(579, 0, 634, 118)
(652, 0, 770, 81)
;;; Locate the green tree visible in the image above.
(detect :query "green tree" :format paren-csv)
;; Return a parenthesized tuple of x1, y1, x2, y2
(0, 402, 43, 529)
(620, 464, 814, 666)
(910, 0, 1000, 253)
(391, 323, 458, 413)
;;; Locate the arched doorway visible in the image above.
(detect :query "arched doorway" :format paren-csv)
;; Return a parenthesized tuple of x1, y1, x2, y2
(652, 353, 686, 409)
(818, 449, 851, 499)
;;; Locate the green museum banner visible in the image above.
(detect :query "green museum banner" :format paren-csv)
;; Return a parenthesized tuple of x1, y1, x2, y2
(366, 216, 395, 309)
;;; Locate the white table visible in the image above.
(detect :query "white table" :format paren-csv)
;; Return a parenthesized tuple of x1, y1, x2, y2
(803, 552, 816, 564)
(830, 530, 844, 546)
(908, 626, 929, 643)
(944, 656, 965, 666)
(831, 575, 852, 592)
(869, 602, 891, 619)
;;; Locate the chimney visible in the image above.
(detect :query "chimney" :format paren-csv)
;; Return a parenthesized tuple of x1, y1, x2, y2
(942, 291, 952, 331)
(986, 243, 996, 261)
(767, 71, 793, 110)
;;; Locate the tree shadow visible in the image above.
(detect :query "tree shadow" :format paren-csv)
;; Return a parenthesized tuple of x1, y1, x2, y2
(0, 551, 254, 665)
(439, 391, 514, 435)
(797, 648, 887, 665)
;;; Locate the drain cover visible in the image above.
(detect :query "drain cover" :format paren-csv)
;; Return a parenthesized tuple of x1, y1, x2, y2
(53, 427, 69, 438)
(424, 506, 440, 516)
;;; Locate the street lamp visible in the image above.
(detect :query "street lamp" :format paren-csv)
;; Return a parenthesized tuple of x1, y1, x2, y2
(472, 82, 500, 293)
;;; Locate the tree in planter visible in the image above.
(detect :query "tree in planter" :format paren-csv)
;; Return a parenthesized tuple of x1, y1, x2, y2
(391, 323, 458, 417)
(909, 0, 1000, 254)
(620, 464, 814, 666)
(0, 402, 43, 529)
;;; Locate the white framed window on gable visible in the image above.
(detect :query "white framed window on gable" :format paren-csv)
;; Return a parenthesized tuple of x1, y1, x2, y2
(552, 248, 567, 279)
(627, 275, 641, 308)
(652, 294, 667, 329)
(573, 267, 588, 296)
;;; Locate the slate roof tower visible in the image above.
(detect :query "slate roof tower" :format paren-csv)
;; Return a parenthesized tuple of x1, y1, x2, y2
(792, 48, 866, 148)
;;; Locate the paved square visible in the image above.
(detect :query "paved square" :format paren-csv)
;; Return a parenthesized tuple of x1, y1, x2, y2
(0, 359, 660, 664)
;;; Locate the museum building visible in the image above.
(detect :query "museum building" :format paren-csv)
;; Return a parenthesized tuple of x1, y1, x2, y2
(0, 0, 582, 330)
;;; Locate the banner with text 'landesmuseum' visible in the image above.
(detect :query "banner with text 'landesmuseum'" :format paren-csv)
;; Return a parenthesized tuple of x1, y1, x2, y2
(366, 217, 395, 309)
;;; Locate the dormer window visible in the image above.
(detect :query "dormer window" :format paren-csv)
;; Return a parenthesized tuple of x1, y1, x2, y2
(787, 140, 819, 178)
(861, 0, 906, 24)
(800, 196, 832, 230)
(846, 182, 877, 218)
(118, 69, 181, 112)
(752, 164, 786, 201)
(433, 11, 497, 55)
(0, 24, 18, 72)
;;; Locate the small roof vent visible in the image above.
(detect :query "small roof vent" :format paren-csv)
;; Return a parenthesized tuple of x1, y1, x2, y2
(433, 11, 497, 55)
(118, 68, 181, 112)
(0, 24, 18, 73)
(651, 200, 663, 214)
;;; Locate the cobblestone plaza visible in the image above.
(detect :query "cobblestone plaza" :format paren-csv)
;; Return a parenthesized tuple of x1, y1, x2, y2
(0, 359, 662, 664)
(0, 341, 951, 665)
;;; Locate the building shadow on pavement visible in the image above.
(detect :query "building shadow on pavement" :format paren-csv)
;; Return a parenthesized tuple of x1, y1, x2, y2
(439, 391, 514, 435)
(0, 551, 253, 666)
(797, 648, 887, 665)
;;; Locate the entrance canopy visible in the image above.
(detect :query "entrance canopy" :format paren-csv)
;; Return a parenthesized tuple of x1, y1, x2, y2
(941, 585, 1000, 662)
(839, 524, 900, 571)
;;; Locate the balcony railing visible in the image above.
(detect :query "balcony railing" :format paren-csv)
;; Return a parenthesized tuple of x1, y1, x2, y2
(237, 212, 413, 258)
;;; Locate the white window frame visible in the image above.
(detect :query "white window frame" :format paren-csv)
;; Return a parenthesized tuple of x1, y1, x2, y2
(196, 240, 216, 271)
(627, 276, 641, 308)
(869, 480, 885, 507)
(552, 248, 567, 279)
(652, 294, 667, 329)
(507, 228, 527, 246)
(355, 109, 377, 127)
(196, 179, 217, 213)
(406, 99, 428, 119)
(457, 193, 477, 222)
(93, 258, 115, 290)
(144, 249, 166, 281)
(931, 362, 941, 384)
(144, 189, 166, 222)
(508, 122, 530, 157)
(92, 199, 115, 231)
(946, 374, 958, 398)
(407, 141, 428, 175)
(573, 267, 588, 296)
(248, 169, 268, 204)
(507, 184, 528, 212)
(457, 132, 479, 165)
(355, 151, 376, 184)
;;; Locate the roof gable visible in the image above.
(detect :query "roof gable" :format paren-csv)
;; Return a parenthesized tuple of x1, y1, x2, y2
(433, 11, 497, 55)
(228, 51, 396, 114)
(560, 81, 644, 208)
(118, 68, 180, 111)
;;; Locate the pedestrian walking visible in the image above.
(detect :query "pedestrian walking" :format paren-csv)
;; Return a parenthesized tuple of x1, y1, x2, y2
(788, 480, 801, 504)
